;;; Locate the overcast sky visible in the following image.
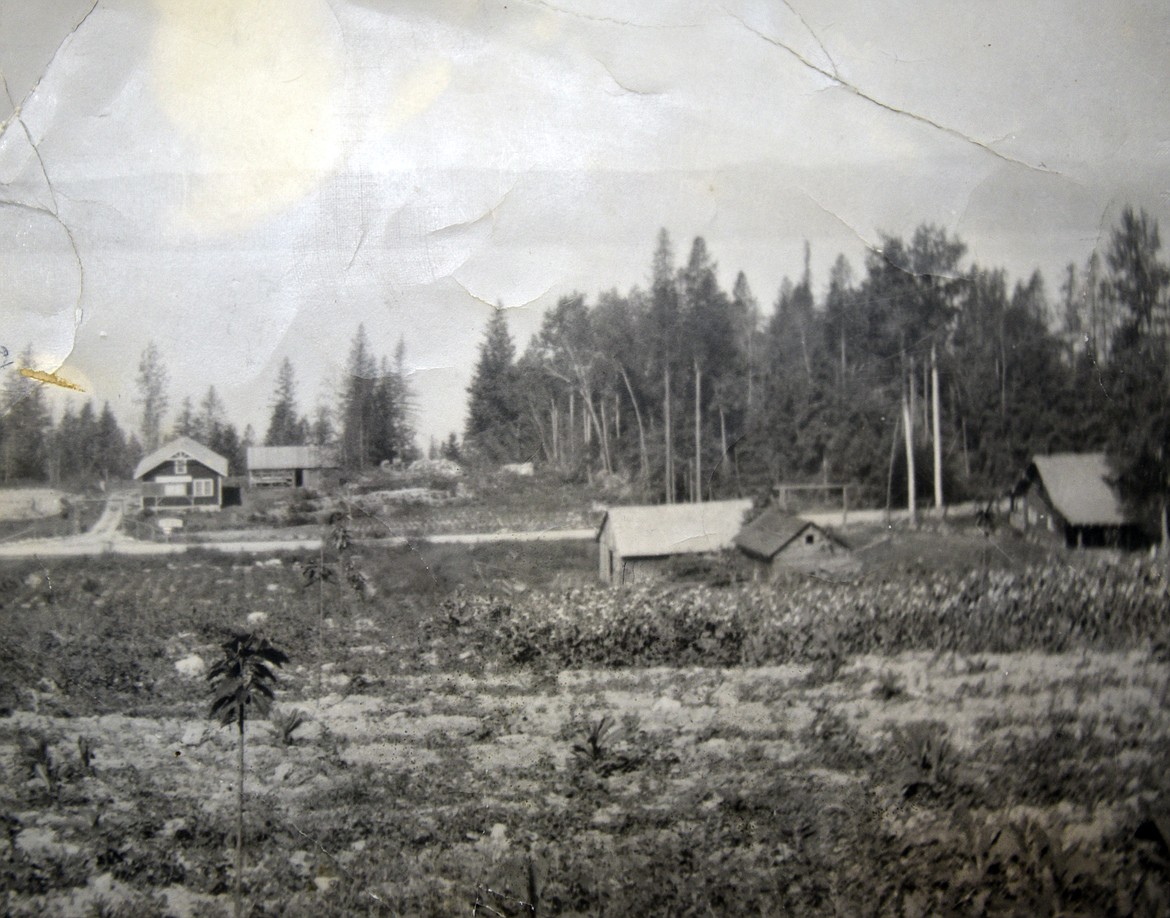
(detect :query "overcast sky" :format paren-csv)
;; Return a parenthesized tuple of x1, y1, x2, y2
(1, 0, 1168, 449)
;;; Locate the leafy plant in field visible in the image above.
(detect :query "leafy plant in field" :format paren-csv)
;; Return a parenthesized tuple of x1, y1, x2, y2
(301, 512, 370, 699)
(872, 669, 905, 701)
(76, 729, 95, 771)
(1003, 817, 1094, 914)
(275, 708, 307, 746)
(889, 720, 955, 799)
(207, 631, 289, 918)
(16, 732, 59, 801)
(571, 716, 616, 768)
(569, 715, 641, 778)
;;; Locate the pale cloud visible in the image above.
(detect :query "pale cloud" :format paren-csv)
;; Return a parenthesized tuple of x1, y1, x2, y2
(383, 59, 453, 132)
(149, 0, 345, 234)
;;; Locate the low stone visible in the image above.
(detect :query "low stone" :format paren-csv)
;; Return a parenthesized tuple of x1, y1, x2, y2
(174, 654, 206, 678)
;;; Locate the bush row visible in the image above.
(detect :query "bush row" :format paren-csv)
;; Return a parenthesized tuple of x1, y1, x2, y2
(456, 558, 1170, 668)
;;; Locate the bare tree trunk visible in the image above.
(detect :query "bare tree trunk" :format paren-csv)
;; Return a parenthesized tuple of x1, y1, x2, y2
(550, 400, 559, 464)
(694, 358, 702, 503)
(922, 358, 930, 437)
(903, 381, 917, 527)
(885, 414, 901, 525)
(932, 342, 944, 514)
(840, 326, 847, 391)
(617, 365, 649, 483)
(908, 357, 917, 447)
(598, 396, 611, 474)
(719, 407, 728, 482)
(568, 391, 576, 465)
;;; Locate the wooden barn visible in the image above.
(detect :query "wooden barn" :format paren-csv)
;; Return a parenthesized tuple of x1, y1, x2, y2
(1010, 452, 1147, 548)
(596, 499, 752, 586)
(247, 446, 339, 490)
(734, 507, 854, 578)
(134, 436, 229, 511)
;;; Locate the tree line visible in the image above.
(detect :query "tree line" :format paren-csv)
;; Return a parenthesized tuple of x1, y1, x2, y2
(463, 206, 1170, 535)
(0, 325, 418, 488)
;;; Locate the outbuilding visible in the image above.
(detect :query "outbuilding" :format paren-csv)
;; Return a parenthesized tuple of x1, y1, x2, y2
(733, 506, 854, 578)
(1010, 452, 1146, 548)
(134, 436, 229, 511)
(596, 499, 752, 586)
(246, 446, 339, 490)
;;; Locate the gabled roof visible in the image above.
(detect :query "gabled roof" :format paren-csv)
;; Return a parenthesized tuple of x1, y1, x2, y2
(1026, 453, 1130, 526)
(247, 445, 338, 471)
(734, 507, 843, 561)
(597, 499, 753, 559)
(134, 436, 229, 480)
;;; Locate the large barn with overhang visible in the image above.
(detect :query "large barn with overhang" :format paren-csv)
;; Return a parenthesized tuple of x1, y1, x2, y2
(1010, 452, 1147, 549)
(595, 499, 752, 586)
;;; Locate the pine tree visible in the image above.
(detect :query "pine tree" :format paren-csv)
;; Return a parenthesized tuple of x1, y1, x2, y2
(340, 327, 378, 468)
(200, 387, 227, 443)
(266, 358, 306, 447)
(1, 347, 51, 482)
(95, 402, 130, 480)
(1102, 207, 1170, 543)
(174, 397, 198, 439)
(136, 342, 169, 452)
(464, 308, 523, 463)
(309, 403, 334, 447)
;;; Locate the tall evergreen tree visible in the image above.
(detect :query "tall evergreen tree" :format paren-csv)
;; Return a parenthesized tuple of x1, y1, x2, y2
(340, 326, 378, 468)
(647, 229, 682, 500)
(266, 358, 307, 447)
(199, 386, 228, 443)
(1, 347, 51, 482)
(95, 402, 130, 480)
(174, 397, 198, 439)
(310, 403, 335, 447)
(1102, 208, 1170, 542)
(136, 341, 169, 452)
(465, 308, 525, 463)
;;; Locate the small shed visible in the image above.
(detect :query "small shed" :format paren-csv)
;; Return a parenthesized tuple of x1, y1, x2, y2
(734, 507, 854, 577)
(134, 437, 228, 511)
(247, 446, 339, 489)
(596, 499, 752, 586)
(1010, 453, 1146, 548)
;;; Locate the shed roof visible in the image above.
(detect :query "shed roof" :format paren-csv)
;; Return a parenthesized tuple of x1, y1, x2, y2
(247, 445, 338, 471)
(597, 499, 752, 559)
(134, 436, 229, 480)
(1027, 453, 1129, 527)
(734, 507, 842, 560)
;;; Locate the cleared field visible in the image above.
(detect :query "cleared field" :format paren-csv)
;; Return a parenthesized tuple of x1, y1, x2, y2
(2, 550, 1169, 916)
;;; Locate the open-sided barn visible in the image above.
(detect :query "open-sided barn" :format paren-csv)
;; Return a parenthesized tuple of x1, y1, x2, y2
(246, 446, 339, 490)
(1010, 452, 1147, 548)
(596, 499, 752, 585)
(734, 507, 854, 577)
(134, 437, 228, 511)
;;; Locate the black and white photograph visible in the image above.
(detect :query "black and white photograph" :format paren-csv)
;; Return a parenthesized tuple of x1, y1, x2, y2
(2, 1, 1170, 914)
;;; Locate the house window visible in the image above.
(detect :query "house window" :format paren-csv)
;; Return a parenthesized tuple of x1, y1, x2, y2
(163, 483, 187, 497)
(174, 459, 187, 475)
(192, 479, 214, 498)
(805, 533, 815, 544)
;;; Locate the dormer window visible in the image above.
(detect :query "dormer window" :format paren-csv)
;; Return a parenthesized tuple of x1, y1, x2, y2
(174, 459, 187, 475)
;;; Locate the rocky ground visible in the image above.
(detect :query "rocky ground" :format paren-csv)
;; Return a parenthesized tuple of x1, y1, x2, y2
(4, 632, 1169, 916)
